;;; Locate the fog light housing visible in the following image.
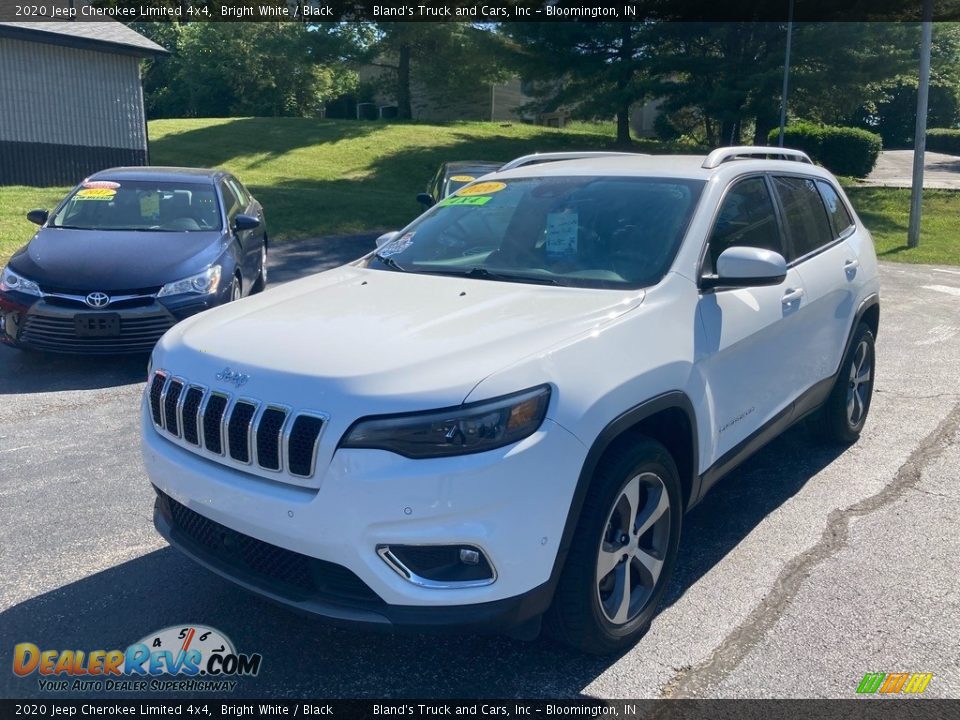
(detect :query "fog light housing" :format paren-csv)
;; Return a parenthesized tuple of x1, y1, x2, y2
(377, 544, 496, 588)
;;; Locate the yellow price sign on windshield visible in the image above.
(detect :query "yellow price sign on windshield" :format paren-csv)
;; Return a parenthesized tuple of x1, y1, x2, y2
(456, 181, 506, 197)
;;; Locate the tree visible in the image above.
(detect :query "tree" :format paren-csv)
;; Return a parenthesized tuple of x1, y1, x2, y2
(133, 22, 361, 119)
(504, 22, 651, 145)
(367, 23, 511, 120)
(649, 22, 925, 146)
(843, 23, 960, 145)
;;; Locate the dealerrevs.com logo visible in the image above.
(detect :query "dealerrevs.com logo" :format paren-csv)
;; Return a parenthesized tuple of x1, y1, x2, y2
(12, 625, 262, 693)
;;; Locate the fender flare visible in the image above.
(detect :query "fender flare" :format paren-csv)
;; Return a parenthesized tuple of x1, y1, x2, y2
(545, 391, 699, 591)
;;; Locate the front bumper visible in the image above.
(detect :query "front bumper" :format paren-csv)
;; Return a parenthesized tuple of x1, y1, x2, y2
(0, 291, 216, 354)
(142, 400, 587, 629)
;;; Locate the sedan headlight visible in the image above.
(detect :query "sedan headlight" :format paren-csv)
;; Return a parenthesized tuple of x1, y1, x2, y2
(0, 267, 42, 297)
(341, 385, 551, 458)
(157, 265, 222, 298)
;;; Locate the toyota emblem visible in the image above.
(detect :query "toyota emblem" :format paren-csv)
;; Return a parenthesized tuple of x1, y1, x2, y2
(85, 292, 111, 308)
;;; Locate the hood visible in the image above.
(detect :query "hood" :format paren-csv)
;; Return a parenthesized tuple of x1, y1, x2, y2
(156, 265, 645, 412)
(11, 228, 225, 291)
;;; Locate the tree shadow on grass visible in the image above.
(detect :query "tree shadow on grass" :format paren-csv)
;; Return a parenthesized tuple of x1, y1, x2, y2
(149, 117, 385, 170)
(149, 118, 645, 239)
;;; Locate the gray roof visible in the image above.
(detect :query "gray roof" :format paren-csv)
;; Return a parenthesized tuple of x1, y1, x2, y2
(0, 18, 167, 57)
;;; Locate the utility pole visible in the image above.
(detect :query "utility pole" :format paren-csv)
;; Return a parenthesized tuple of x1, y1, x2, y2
(908, 0, 934, 248)
(777, 0, 795, 147)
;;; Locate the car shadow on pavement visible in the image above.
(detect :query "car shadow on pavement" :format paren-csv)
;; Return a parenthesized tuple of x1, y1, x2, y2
(0, 346, 148, 395)
(267, 233, 379, 285)
(663, 422, 847, 609)
(1, 422, 843, 699)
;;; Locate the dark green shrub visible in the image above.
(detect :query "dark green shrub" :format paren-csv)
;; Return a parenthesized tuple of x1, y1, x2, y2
(927, 128, 960, 155)
(771, 122, 825, 159)
(768, 123, 881, 177)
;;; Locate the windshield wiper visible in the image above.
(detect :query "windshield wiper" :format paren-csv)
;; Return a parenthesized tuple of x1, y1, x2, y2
(417, 267, 565, 286)
(374, 253, 407, 272)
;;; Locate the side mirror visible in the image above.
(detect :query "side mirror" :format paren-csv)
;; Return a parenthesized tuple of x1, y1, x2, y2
(416, 193, 435, 208)
(705, 246, 787, 289)
(27, 209, 49, 226)
(376, 231, 400, 249)
(232, 214, 260, 232)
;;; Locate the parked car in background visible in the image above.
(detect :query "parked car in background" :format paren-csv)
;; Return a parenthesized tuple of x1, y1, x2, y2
(0, 167, 268, 354)
(143, 147, 879, 654)
(417, 161, 503, 208)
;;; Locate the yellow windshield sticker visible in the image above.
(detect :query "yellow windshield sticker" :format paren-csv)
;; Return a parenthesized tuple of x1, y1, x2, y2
(449, 175, 475, 183)
(139, 191, 160, 218)
(439, 195, 493, 207)
(457, 181, 506, 197)
(75, 188, 116, 201)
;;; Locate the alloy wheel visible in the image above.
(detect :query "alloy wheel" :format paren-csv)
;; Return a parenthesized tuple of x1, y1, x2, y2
(847, 339, 872, 426)
(596, 472, 671, 625)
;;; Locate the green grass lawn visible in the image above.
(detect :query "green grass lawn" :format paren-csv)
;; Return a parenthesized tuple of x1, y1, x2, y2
(0, 117, 957, 267)
(844, 187, 960, 266)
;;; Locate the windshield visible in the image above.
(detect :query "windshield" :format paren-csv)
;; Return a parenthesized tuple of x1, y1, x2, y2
(368, 176, 705, 289)
(51, 180, 222, 232)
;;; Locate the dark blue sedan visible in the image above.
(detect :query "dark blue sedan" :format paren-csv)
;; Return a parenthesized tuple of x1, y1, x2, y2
(0, 167, 268, 354)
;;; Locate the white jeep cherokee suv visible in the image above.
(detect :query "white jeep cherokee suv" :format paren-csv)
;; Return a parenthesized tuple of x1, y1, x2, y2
(142, 147, 879, 654)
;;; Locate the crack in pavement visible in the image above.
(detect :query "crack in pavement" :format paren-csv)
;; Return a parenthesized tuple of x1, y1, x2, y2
(661, 399, 960, 698)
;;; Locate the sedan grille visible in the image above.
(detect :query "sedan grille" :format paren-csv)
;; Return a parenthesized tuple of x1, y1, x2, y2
(149, 370, 325, 479)
(20, 313, 173, 354)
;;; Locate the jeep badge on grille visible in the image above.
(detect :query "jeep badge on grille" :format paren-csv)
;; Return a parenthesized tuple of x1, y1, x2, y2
(216, 367, 250, 389)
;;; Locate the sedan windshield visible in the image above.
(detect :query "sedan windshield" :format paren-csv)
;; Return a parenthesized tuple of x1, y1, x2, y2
(51, 181, 222, 232)
(368, 176, 705, 289)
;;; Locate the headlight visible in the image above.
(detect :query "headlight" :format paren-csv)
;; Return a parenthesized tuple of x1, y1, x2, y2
(157, 265, 222, 298)
(0, 267, 42, 297)
(340, 385, 551, 458)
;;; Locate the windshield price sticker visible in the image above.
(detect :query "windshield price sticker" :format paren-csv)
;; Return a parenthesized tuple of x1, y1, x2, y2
(449, 175, 476, 182)
(456, 181, 506, 197)
(81, 180, 121, 190)
(75, 188, 117, 201)
(438, 195, 493, 207)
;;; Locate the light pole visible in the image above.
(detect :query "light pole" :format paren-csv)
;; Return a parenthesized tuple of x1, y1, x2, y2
(777, 0, 795, 147)
(908, 0, 934, 248)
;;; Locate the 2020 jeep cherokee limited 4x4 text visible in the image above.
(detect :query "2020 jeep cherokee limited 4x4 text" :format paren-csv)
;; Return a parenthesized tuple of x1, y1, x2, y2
(142, 147, 879, 654)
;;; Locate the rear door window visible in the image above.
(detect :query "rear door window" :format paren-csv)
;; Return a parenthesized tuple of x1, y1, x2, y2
(772, 176, 835, 261)
(816, 180, 855, 238)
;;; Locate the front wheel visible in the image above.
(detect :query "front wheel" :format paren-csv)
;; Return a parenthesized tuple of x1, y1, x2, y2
(251, 244, 267, 294)
(546, 437, 682, 654)
(818, 322, 875, 444)
(229, 275, 241, 303)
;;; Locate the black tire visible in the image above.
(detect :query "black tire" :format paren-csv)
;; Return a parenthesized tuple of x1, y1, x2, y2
(546, 436, 683, 655)
(251, 243, 267, 294)
(229, 275, 242, 303)
(818, 322, 875, 444)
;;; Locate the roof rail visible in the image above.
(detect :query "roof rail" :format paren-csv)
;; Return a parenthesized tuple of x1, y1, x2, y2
(702, 146, 813, 169)
(499, 151, 646, 172)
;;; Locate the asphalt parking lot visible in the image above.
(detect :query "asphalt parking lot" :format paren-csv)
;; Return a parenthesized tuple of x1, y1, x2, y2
(1, 239, 958, 700)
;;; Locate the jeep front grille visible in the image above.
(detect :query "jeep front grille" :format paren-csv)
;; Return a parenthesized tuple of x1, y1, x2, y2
(149, 370, 325, 478)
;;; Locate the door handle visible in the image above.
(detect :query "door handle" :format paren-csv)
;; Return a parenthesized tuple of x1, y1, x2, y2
(782, 288, 805, 304)
(844, 259, 860, 275)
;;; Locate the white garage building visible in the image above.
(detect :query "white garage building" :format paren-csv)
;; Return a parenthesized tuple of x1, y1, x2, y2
(0, 21, 165, 186)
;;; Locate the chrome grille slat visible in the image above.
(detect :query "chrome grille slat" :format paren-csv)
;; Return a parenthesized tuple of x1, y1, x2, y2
(163, 379, 184, 437)
(227, 400, 258, 464)
(255, 406, 288, 471)
(149, 372, 167, 427)
(202, 393, 229, 455)
(148, 370, 326, 479)
(181, 386, 205, 446)
(287, 415, 324, 477)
